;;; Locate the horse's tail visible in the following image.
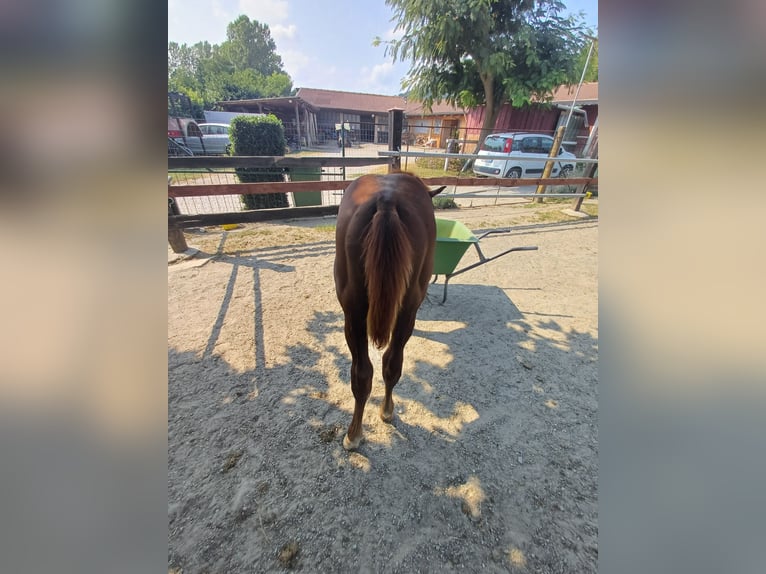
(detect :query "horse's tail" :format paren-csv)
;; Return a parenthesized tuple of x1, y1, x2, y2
(362, 196, 414, 349)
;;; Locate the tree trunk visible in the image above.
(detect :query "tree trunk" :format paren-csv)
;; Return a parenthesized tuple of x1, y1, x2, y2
(465, 75, 502, 169)
(473, 75, 496, 154)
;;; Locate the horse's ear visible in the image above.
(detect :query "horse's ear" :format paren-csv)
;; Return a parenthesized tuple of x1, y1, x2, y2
(429, 186, 447, 198)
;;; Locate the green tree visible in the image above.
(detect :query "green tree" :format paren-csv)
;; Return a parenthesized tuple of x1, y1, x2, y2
(168, 16, 293, 112)
(218, 15, 286, 76)
(576, 38, 598, 82)
(378, 0, 588, 153)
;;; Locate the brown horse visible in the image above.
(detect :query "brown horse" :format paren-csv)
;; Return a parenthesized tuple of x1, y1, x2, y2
(334, 173, 445, 450)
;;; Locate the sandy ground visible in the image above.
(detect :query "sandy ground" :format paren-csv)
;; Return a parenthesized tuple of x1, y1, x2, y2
(168, 200, 598, 573)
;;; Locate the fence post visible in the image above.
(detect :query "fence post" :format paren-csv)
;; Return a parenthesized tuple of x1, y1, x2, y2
(571, 161, 598, 212)
(533, 125, 566, 203)
(168, 196, 189, 253)
(387, 108, 404, 173)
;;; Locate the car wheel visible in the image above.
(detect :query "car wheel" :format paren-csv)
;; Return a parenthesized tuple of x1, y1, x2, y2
(559, 166, 572, 179)
(505, 167, 522, 178)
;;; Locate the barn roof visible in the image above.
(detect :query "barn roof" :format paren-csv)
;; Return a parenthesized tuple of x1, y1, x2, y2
(296, 88, 406, 114)
(217, 96, 318, 114)
(217, 82, 598, 118)
(551, 82, 599, 105)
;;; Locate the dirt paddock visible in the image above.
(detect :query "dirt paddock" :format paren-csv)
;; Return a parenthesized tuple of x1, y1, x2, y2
(168, 201, 598, 573)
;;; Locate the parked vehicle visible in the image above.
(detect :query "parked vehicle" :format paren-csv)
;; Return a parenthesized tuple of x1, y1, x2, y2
(473, 132, 576, 179)
(198, 123, 231, 155)
(168, 117, 205, 155)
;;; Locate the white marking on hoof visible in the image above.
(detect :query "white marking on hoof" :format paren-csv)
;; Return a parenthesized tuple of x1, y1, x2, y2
(343, 434, 361, 451)
(380, 403, 394, 424)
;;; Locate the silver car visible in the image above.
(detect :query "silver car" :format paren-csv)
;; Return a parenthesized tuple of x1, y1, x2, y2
(198, 123, 231, 155)
(168, 117, 205, 155)
(473, 132, 576, 179)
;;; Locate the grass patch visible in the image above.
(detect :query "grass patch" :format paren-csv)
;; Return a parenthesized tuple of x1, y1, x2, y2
(168, 172, 191, 184)
(413, 156, 465, 172)
(185, 223, 336, 255)
(348, 166, 388, 178)
(537, 197, 573, 204)
(168, 168, 232, 185)
(531, 210, 578, 223)
(402, 163, 474, 180)
(522, 196, 598, 218)
(347, 164, 474, 180)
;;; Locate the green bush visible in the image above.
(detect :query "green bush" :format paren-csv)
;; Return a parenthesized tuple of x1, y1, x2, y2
(433, 196, 458, 210)
(229, 114, 288, 210)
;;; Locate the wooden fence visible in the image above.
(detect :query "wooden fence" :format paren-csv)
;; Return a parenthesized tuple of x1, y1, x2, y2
(168, 110, 597, 252)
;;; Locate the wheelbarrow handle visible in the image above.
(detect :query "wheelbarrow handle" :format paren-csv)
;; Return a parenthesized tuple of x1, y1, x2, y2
(434, 245, 538, 304)
(475, 228, 512, 240)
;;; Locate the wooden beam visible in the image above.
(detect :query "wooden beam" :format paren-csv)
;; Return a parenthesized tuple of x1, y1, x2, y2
(169, 180, 354, 198)
(168, 176, 597, 197)
(169, 205, 341, 228)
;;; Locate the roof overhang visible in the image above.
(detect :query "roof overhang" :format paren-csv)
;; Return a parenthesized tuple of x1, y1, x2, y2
(217, 97, 318, 114)
(552, 99, 598, 106)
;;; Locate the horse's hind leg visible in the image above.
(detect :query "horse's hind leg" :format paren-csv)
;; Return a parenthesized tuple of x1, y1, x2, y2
(380, 302, 418, 424)
(342, 309, 373, 451)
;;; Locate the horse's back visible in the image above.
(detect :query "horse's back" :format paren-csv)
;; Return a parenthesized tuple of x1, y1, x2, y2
(337, 173, 436, 243)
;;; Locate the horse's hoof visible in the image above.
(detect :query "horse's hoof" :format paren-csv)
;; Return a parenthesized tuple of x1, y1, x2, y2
(379, 404, 394, 424)
(343, 434, 361, 451)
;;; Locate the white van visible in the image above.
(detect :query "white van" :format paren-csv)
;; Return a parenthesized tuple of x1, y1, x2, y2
(473, 132, 576, 179)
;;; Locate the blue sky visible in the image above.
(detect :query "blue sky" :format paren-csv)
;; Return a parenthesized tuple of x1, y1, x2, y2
(168, 0, 598, 95)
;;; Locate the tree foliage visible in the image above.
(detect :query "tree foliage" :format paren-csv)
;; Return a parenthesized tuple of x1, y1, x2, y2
(377, 0, 590, 149)
(576, 38, 598, 82)
(168, 15, 292, 117)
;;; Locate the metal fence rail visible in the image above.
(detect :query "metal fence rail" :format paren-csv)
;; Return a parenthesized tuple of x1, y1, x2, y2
(378, 150, 600, 163)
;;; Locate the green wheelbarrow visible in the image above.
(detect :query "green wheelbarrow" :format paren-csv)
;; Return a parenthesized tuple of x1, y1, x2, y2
(432, 218, 538, 304)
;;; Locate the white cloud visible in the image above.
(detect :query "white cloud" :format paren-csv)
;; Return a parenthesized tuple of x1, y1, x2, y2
(168, 0, 231, 45)
(238, 0, 288, 25)
(212, 0, 230, 20)
(355, 61, 406, 95)
(271, 23, 297, 41)
(359, 62, 395, 91)
(281, 49, 312, 76)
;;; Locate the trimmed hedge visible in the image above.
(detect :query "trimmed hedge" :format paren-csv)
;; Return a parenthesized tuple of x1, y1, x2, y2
(229, 114, 288, 210)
